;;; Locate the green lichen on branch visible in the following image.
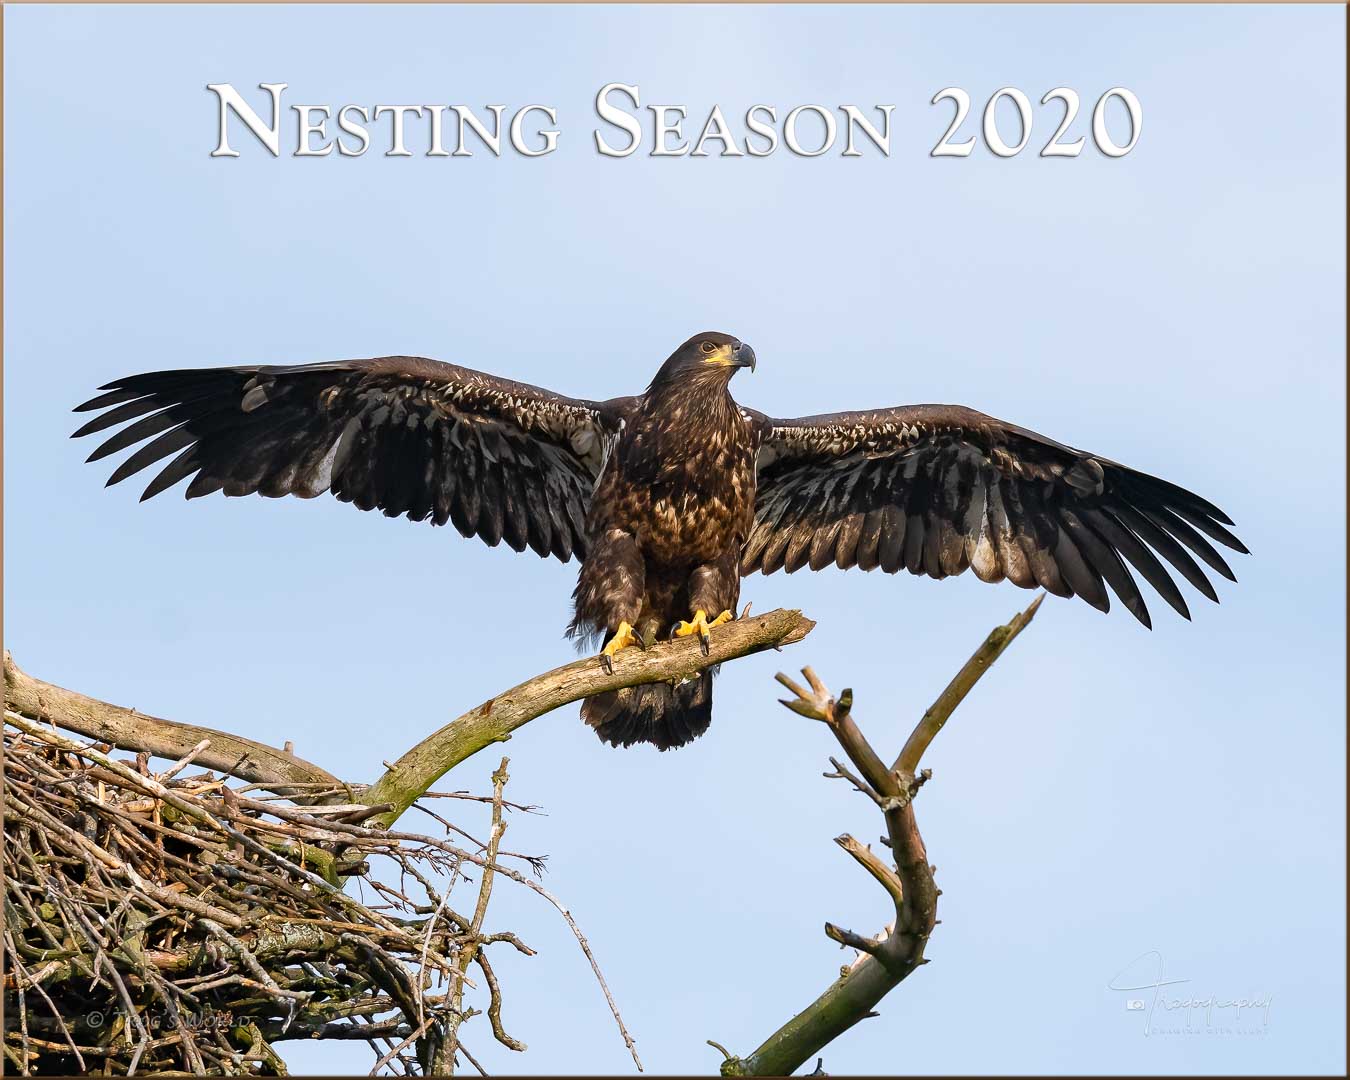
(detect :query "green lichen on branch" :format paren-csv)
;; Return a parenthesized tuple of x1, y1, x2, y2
(365, 608, 815, 828)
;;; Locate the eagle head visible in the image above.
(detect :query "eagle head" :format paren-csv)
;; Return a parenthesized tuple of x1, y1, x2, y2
(649, 332, 756, 391)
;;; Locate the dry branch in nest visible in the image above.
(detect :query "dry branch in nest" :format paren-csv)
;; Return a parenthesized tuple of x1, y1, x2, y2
(1, 715, 544, 1077)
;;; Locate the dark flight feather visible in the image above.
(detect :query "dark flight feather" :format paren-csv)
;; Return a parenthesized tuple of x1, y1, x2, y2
(1081, 507, 1190, 620)
(73, 387, 148, 414)
(75, 396, 169, 440)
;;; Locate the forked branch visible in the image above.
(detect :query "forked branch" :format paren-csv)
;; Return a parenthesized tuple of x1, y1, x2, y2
(714, 595, 1043, 1077)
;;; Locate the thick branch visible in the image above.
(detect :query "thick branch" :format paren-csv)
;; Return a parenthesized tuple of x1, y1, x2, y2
(720, 597, 1042, 1077)
(3, 650, 340, 794)
(366, 608, 815, 828)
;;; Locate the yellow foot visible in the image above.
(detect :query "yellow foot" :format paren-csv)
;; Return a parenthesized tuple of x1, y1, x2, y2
(599, 621, 639, 674)
(671, 609, 734, 655)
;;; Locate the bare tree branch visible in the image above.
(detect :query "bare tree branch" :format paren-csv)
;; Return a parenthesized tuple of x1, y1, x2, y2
(895, 594, 1043, 777)
(365, 608, 815, 828)
(4, 649, 341, 795)
(714, 596, 1043, 1077)
(833, 835, 905, 914)
(821, 922, 887, 959)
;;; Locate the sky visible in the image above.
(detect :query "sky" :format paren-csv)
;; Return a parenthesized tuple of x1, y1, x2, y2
(4, 3, 1346, 1075)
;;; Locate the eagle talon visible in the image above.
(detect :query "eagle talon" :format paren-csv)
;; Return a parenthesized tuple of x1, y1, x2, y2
(671, 609, 734, 655)
(599, 621, 640, 672)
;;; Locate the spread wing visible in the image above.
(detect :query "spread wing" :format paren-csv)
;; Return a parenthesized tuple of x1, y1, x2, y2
(743, 405, 1247, 627)
(74, 356, 632, 563)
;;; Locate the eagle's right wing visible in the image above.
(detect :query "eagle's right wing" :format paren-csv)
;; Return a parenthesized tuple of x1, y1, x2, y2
(74, 356, 633, 563)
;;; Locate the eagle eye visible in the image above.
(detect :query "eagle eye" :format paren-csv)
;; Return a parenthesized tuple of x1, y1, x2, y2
(700, 341, 715, 353)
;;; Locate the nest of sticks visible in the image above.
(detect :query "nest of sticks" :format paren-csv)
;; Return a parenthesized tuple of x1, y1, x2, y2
(2, 715, 545, 1076)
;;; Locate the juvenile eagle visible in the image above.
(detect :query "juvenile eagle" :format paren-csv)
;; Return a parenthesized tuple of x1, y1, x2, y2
(74, 332, 1246, 749)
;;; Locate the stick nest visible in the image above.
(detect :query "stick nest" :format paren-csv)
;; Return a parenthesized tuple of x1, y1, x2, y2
(2, 720, 533, 1076)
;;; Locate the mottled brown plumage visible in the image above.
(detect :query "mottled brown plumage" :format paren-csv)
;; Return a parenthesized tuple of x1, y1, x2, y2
(73, 331, 1247, 750)
(568, 332, 758, 748)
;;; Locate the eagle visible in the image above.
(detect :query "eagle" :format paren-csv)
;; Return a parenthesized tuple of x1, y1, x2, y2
(73, 331, 1246, 750)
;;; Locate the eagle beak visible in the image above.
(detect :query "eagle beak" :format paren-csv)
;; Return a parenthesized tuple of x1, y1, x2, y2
(733, 342, 757, 372)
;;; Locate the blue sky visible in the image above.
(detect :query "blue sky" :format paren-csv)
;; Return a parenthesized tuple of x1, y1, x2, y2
(4, 3, 1345, 1075)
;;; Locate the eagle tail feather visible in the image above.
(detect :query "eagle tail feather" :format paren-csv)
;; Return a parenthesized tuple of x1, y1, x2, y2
(582, 675, 713, 751)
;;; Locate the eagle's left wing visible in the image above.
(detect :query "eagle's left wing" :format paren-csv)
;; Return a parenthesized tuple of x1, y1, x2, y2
(743, 405, 1247, 627)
